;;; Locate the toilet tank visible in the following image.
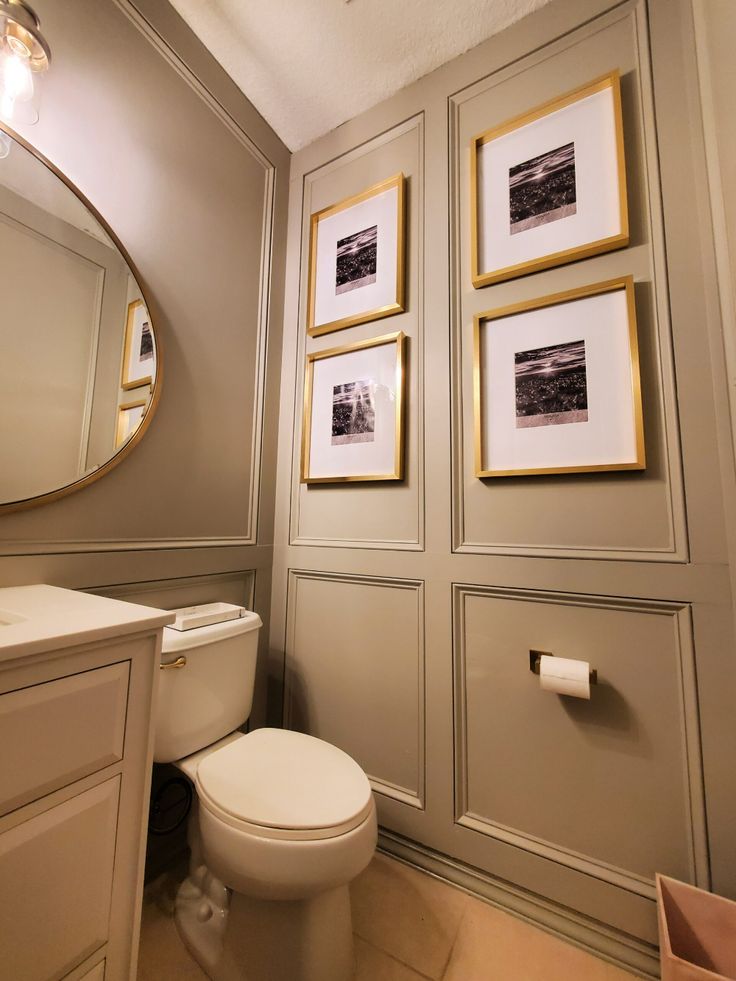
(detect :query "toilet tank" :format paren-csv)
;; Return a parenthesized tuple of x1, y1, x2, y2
(154, 605, 262, 764)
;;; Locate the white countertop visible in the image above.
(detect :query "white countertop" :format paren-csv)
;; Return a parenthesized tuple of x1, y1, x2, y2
(0, 584, 175, 663)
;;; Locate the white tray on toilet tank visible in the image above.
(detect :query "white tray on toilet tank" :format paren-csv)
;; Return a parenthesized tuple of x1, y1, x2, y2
(166, 603, 246, 631)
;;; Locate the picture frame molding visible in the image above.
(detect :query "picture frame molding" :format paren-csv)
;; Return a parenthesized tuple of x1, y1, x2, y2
(301, 329, 407, 483)
(470, 70, 629, 288)
(306, 172, 406, 337)
(473, 275, 645, 477)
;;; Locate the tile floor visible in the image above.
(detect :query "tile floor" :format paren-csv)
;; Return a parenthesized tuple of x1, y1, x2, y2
(137, 852, 643, 980)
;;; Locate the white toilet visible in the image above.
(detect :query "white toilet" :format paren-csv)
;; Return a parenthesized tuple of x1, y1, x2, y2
(153, 604, 377, 981)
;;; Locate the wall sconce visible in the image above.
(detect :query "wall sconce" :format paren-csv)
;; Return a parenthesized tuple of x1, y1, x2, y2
(0, 1, 50, 130)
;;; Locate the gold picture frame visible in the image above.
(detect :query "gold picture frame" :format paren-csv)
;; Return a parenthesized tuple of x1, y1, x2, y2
(471, 71, 629, 288)
(307, 173, 406, 337)
(301, 331, 406, 483)
(116, 398, 149, 449)
(474, 277, 645, 477)
(121, 299, 155, 390)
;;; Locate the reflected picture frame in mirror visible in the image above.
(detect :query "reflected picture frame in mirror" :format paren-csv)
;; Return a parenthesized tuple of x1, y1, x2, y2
(121, 299, 156, 390)
(116, 399, 149, 449)
(0, 120, 162, 514)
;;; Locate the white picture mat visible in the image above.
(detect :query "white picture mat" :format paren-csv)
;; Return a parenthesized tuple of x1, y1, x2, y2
(308, 342, 398, 478)
(477, 87, 621, 274)
(313, 185, 399, 329)
(481, 289, 637, 472)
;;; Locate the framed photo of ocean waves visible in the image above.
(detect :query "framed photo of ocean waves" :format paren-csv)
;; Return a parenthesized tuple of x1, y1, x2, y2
(471, 72, 628, 288)
(307, 173, 405, 336)
(473, 277, 645, 477)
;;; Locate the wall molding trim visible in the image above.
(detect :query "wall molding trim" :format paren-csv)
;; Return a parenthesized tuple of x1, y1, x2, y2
(0, 538, 268, 557)
(289, 535, 425, 552)
(93, 568, 256, 607)
(288, 113, 426, 551)
(115, 0, 278, 549)
(284, 569, 426, 808)
(116, 0, 275, 170)
(448, 0, 689, 563)
(378, 830, 659, 979)
(452, 583, 709, 896)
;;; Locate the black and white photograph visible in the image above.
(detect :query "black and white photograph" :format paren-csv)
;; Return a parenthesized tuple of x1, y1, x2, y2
(472, 72, 628, 287)
(308, 173, 405, 335)
(509, 142, 577, 235)
(514, 339, 588, 429)
(331, 380, 376, 445)
(302, 331, 405, 482)
(335, 225, 378, 295)
(139, 321, 154, 362)
(474, 278, 645, 477)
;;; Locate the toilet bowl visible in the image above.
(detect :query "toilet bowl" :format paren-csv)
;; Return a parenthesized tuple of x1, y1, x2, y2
(155, 605, 377, 981)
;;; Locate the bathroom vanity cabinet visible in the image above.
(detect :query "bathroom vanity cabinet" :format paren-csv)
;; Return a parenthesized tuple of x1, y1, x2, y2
(0, 585, 173, 981)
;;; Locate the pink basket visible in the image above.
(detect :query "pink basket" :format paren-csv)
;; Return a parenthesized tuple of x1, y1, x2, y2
(657, 875, 736, 980)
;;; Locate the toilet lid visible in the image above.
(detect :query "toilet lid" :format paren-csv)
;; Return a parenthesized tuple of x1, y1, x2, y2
(196, 729, 374, 838)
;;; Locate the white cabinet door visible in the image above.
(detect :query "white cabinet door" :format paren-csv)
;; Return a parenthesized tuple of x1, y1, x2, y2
(0, 778, 119, 981)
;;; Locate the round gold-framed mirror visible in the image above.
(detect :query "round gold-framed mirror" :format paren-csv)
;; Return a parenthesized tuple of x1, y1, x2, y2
(0, 121, 161, 513)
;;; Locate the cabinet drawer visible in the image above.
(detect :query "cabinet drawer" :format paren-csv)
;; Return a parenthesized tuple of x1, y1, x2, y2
(65, 959, 105, 981)
(76, 962, 105, 981)
(0, 778, 119, 981)
(0, 661, 129, 815)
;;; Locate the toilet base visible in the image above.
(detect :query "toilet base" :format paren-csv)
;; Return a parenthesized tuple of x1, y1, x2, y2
(174, 864, 354, 981)
(174, 864, 230, 978)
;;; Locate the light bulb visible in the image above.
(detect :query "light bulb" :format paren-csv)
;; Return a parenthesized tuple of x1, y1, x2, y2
(3, 50, 32, 100)
(0, 49, 34, 122)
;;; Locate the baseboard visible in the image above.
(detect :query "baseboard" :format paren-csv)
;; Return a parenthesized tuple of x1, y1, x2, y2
(377, 829, 660, 980)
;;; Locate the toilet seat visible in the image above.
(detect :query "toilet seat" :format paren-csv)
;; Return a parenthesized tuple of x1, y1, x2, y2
(195, 728, 374, 842)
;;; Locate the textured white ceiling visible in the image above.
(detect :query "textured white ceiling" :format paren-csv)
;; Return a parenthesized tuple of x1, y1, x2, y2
(167, 0, 553, 151)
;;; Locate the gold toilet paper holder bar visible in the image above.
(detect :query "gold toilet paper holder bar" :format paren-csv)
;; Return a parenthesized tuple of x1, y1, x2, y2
(529, 650, 598, 685)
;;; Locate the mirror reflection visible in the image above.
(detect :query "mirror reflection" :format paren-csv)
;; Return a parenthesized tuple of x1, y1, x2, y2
(0, 128, 158, 508)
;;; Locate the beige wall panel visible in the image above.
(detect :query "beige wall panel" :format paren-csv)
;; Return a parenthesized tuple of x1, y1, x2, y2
(456, 586, 706, 892)
(694, 0, 736, 453)
(0, 0, 287, 548)
(647, 0, 733, 570)
(452, 2, 686, 560)
(285, 571, 424, 806)
(94, 570, 255, 612)
(292, 117, 424, 548)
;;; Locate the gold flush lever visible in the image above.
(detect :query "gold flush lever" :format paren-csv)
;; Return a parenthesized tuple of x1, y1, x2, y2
(160, 656, 187, 670)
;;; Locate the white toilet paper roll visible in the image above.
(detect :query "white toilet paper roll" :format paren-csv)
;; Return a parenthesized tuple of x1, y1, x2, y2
(539, 654, 591, 699)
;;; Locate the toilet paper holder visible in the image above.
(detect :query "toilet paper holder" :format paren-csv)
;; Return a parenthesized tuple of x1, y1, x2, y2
(529, 650, 598, 685)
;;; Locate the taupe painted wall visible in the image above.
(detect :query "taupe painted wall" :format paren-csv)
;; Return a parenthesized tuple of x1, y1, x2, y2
(0, 0, 290, 727)
(270, 0, 736, 974)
